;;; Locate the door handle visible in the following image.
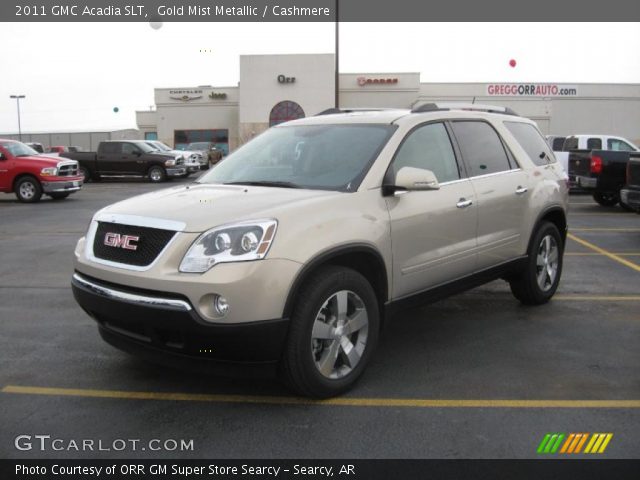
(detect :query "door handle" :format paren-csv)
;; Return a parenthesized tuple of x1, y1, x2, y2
(515, 186, 528, 195)
(456, 198, 473, 209)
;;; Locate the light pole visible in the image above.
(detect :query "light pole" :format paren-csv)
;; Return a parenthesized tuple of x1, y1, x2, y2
(334, 0, 339, 108)
(10, 95, 25, 141)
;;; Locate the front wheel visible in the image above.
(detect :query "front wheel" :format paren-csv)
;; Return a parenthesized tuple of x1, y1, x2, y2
(148, 166, 166, 183)
(509, 221, 563, 305)
(593, 191, 619, 207)
(280, 266, 380, 398)
(15, 176, 43, 203)
(79, 166, 91, 183)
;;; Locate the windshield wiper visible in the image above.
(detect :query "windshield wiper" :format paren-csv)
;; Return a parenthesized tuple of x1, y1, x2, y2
(224, 181, 301, 188)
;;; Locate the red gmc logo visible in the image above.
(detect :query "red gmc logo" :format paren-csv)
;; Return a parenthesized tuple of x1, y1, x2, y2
(103, 232, 139, 251)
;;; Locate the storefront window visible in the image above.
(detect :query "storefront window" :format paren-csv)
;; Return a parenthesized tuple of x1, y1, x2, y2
(174, 129, 229, 154)
(269, 101, 305, 127)
(144, 132, 158, 140)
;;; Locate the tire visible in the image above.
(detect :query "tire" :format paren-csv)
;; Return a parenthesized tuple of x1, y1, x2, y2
(49, 193, 69, 200)
(148, 166, 166, 183)
(593, 191, 619, 207)
(280, 266, 380, 398)
(79, 166, 91, 183)
(509, 221, 563, 305)
(15, 176, 43, 203)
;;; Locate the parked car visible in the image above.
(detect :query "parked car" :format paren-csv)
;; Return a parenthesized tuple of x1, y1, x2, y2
(187, 141, 224, 166)
(71, 104, 568, 398)
(25, 142, 45, 154)
(48, 146, 69, 154)
(553, 134, 639, 181)
(0, 140, 83, 202)
(145, 140, 204, 173)
(620, 154, 640, 213)
(568, 149, 636, 209)
(60, 140, 186, 183)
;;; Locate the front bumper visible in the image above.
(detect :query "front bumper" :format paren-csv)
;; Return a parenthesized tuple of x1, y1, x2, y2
(166, 167, 187, 178)
(621, 188, 640, 212)
(71, 272, 290, 363)
(41, 178, 83, 194)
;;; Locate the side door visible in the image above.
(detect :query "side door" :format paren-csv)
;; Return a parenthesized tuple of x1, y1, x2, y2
(386, 122, 478, 299)
(119, 142, 145, 175)
(449, 120, 530, 270)
(96, 142, 121, 175)
(0, 145, 13, 192)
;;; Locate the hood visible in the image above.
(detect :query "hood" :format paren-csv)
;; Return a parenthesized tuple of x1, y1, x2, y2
(16, 154, 67, 167)
(97, 183, 340, 232)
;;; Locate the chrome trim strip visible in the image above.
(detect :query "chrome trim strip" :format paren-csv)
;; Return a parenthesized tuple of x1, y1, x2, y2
(72, 273, 192, 312)
(468, 168, 522, 181)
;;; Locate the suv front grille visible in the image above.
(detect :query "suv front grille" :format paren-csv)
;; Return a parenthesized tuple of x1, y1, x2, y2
(93, 222, 176, 267)
(58, 163, 79, 177)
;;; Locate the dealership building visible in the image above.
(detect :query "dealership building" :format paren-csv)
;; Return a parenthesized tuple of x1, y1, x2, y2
(136, 53, 640, 152)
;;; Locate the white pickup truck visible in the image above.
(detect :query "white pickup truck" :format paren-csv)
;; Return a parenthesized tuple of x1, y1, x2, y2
(549, 134, 639, 178)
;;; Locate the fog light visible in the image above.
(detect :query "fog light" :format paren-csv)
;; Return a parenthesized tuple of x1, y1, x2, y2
(214, 295, 230, 316)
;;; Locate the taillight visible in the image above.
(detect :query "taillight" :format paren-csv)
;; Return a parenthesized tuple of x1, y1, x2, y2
(590, 155, 603, 174)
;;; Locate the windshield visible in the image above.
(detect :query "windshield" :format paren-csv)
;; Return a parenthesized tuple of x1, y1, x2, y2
(153, 142, 171, 151)
(197, 124, 395, 191)
(135, 142, 156, 153)
(188, 142, 209, 150)
(0, 141, 38, 157)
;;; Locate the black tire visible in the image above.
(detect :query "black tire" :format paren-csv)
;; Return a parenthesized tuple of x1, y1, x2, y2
(280, 266, 380, 398)
(148, 166, 166, 183)
(79, 166, 91, 183)
(593, 191, 619, 207)
(509, 221, 563, 305)
(49, 193, 69, 200)
(15, 176, 43, 203)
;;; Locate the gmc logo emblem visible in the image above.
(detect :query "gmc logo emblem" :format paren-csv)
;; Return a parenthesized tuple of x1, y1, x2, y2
(103, 232, 139, 251)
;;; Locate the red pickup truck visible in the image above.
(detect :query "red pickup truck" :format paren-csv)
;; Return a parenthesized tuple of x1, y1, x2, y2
(0, 139, 83, 202)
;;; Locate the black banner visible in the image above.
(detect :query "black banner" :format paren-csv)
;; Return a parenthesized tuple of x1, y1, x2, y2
(3, 460, 640, 480)
(3, 0, 640, 22)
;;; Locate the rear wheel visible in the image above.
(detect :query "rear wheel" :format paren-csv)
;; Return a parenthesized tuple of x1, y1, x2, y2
(15, 176, 43, 203)
(148, 166, 166, 183)
(593, 191, 619, 207)
(79, 166, 91, 183)
(280, 266, 379, 398)
(509, 221, 563, 305)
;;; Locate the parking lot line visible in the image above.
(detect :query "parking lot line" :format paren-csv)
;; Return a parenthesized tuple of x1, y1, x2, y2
(3, 385, 640, 409)
(554, 295, 640, 301)
(567, 233, 640, 273)
(565, 252, 640, 256)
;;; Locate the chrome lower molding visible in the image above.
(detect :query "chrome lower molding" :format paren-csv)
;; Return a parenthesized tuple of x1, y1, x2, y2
(72, 273, 192, 312)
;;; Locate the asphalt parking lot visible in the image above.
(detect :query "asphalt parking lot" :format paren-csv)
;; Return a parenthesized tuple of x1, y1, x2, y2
(0, 180, 638, 459)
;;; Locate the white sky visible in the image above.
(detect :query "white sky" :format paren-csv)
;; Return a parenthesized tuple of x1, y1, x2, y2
(1, 22, 639, 133)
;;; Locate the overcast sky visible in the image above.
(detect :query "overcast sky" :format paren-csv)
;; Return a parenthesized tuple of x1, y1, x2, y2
(1, 22, 639, 133)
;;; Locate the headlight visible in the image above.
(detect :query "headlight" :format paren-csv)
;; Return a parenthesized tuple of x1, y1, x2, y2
(164, 159, 176, 167)
(40, 167, 58, 176)
(179, 220, 278, 273)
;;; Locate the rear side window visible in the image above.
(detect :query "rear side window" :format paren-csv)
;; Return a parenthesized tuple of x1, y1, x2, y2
(563, 137, 578, 150)
(450, 121, 511, 176)
(587, 138, 602, 150)
(505, 122, 555, 167)
(551, 137, 565, 151)
(607, 138, 635, 151)
(101, 142, 119, 154)
(392, 123, 460, 183)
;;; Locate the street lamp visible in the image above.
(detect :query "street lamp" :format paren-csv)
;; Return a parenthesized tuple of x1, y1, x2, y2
(10, 95, 25, 141)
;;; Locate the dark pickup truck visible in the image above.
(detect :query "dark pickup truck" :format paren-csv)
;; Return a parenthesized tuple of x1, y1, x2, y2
(569, 149, 635, 209)
(621, 155, 640, 213)
(61, 140, 186, 183)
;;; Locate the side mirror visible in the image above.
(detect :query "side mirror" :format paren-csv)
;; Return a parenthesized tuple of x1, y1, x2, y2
(386, 167, 440, 196)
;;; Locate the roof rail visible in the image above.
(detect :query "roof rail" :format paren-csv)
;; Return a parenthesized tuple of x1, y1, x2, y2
(411, 102, 519, 116)
(315, 107, 395, 116)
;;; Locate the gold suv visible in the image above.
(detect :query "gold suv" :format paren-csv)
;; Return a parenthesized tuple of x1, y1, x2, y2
(72, 104, 569, 398)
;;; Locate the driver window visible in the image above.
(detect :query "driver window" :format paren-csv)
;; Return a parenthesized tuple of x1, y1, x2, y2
(393, 123, 460, 183)
(122, 143, 138, 155)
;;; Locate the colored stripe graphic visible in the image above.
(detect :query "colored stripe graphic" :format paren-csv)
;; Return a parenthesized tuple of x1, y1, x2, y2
(539, 433, 613, 454)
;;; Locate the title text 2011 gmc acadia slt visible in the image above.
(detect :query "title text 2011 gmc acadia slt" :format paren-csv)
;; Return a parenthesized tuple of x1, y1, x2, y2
(72, 104, 569, 398)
